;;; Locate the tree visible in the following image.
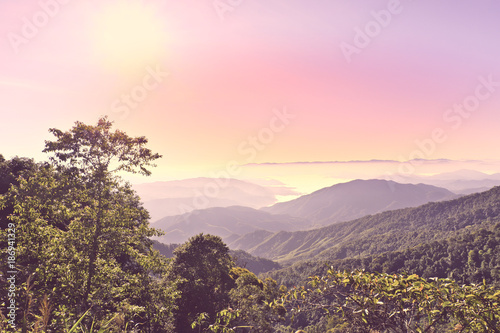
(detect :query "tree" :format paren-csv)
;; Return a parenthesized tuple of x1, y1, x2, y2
(42, 117, 162, 309)
(169, 234, 235, 332)
(1, 118, 176, 331)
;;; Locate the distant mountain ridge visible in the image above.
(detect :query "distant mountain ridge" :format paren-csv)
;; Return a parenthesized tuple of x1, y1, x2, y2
(133, 177, 298, 222)
(384, 169, 500, 194)
(153, 205, 311, 245)
(152, 179, 458, 249)
(261, 179, 457, 226)
(234, 186, 500, 264)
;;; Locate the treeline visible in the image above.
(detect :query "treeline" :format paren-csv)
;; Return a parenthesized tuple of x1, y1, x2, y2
(2, 119, 500, 332)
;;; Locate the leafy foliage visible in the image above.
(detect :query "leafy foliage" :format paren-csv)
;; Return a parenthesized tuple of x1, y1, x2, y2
(0, 155, 39, 229)
(43, 117, 161, 177)
(280, 269, 500, 332)
(169, 234, 235, 332)
(151, 240, 180, 258)
(0, 119, 175, 332)
(170, 235, 286, 333)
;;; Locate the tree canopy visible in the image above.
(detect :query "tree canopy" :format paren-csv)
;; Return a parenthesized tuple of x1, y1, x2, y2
(2, 118, 500, 333)
(169, 233, 235, 332)
(1, 118, 174, 332)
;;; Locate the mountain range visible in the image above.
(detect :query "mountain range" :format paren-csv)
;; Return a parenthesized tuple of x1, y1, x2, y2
(153, 205, 311, 244)
(386, 169, 500, 194)
(236, 186, 500, 264)
(147, 176, 500, 289)
(261, 179, 456, 226)
(135, 171, 500, 223)
(152, 179, 458, 246)
(262, 185, 500, 287)
(133, 177, 298, 222)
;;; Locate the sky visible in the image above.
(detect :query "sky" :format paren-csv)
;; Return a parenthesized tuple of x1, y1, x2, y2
(1, 0, 500, 193)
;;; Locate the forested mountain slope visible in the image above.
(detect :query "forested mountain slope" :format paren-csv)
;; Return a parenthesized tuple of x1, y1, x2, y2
(245, 186, 500, 264)
(265, 222, 500, 287)
(262, 179, 456, 226)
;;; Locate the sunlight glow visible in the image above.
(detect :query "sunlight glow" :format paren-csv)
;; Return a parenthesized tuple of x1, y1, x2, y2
(89, 1, 167, 73)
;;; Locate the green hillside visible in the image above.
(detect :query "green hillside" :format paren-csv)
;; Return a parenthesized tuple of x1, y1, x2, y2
(266, 221, 500, 287)
(245, 186, 500, 264)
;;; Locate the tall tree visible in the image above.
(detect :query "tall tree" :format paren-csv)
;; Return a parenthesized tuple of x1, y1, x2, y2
(1, 118, 175, 331)
(42, 117, 162, 309)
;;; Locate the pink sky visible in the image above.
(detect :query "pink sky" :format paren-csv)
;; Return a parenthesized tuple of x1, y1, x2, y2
(1, 0, 500, 189)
